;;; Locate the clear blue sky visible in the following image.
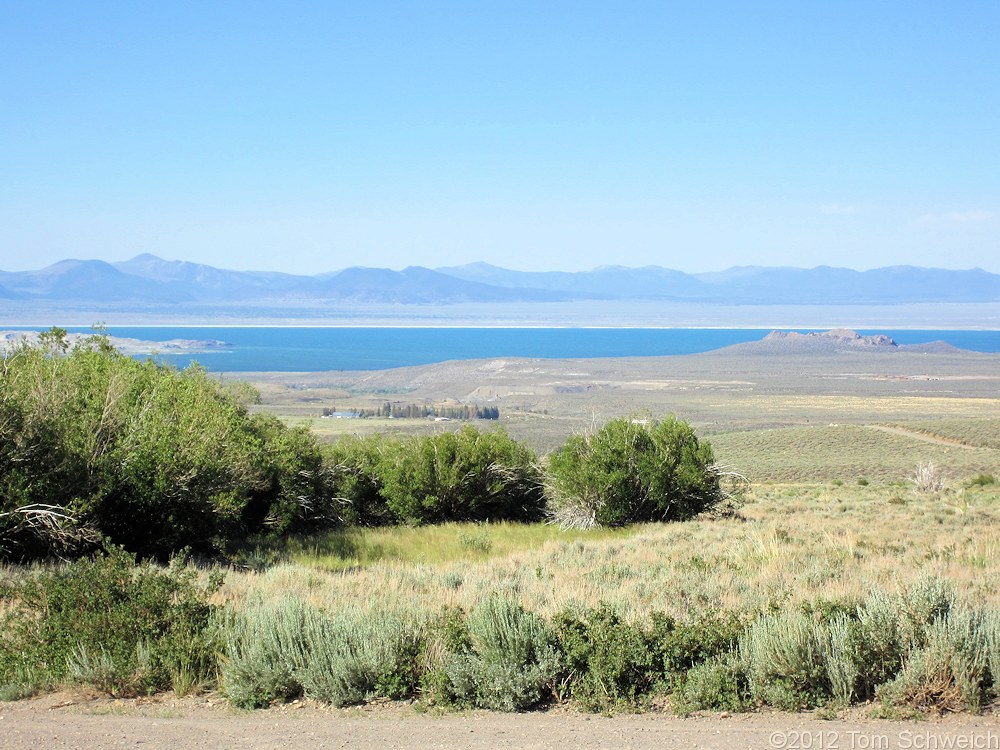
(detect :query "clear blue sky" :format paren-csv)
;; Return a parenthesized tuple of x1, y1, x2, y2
(2, 1, 998, 274)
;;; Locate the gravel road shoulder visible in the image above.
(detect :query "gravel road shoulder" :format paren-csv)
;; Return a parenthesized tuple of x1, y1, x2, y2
(3, 692, 999, 750)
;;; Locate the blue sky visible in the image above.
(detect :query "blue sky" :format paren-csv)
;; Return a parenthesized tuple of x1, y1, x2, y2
(2, 1, 998, 274)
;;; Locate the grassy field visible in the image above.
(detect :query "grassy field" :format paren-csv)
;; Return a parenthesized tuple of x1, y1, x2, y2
(220, 479, 1000, 624)
(225, 350, 1000, 621)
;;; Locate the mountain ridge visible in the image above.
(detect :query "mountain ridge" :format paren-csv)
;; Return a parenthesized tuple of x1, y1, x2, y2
(1, 254, 998, 307)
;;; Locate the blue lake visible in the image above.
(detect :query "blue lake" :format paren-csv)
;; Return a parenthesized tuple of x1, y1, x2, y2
(12, 326, 1000, 372)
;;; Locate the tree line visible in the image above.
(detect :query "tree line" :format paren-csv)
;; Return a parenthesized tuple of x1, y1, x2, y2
(323, 402, 500, 420)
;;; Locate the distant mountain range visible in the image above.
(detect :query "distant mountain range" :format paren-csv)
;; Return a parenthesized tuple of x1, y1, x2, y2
(1, 254, 998, 307)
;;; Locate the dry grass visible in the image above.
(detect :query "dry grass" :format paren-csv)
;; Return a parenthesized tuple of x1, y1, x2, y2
(217, 482, 1000, 624)
(238, 522, 635, 572)
(221, 352, 1000, 622)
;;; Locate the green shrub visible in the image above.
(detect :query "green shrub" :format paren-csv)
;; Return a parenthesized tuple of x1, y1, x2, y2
(66, 642, 157, 697)
(822, 615, 860, 705)
(673, 652, 750, 714)
(553, 604, 657, 712)
(0, 331, 331, 559)
(444, 597, 561, 711)
(649, 610, 745, 679)
(222, 598, 427, 709)
(419, 605, 472, 705)
(378, 427, 546, 525)
(967, 473, 996, 488)
(898, 577, 955, 646)
(546, 416, 722, 528)
(985, 609, 1000, 700)
(295, 609, 422, 707)
(0, 544, 221, 698)
(324, 428, 545, 527)
(322, 434, 395, 527)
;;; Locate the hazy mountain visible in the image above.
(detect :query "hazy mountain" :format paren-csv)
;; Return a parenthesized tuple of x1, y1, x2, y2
(692, 265, 1000, 304)
(112, 253, 308, 301)
(2, 254, 998, 307)
(110, 256, 570, 303)
(311, 266, 571, 303)
(435, 262, 707, 299)
(0, 283, 22, 299)
(439, 262, 1000, 304)
(0, 259, 190, 303)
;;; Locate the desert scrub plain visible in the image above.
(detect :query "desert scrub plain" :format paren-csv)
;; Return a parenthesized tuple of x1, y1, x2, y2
(4, 340, 1000, 715)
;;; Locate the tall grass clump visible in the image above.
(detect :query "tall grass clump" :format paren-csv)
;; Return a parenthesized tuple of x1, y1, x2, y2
(442, 597, 561, 711)
(911, 461, 947, 494)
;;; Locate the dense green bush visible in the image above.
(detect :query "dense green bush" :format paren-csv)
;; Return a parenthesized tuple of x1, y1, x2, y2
(2, 332, 727, 559)
(551, 606, 747, 713)
(323, 434, 396, 527)
(324, 428, 546, 526)
(673, 652, 750, 714)
(650, 610, 746, 680)
(546, 416, 722, 528)
(0, 544, 221, 699)
(378, 428, 545, 524)
(0, 331, 329, 559)
(553, 605, 658, 711)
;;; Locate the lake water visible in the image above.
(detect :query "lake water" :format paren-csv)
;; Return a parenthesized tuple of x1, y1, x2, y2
(15, 326, 1000, 372)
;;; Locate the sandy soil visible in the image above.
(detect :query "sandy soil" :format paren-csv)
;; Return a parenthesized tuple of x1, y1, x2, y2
(3, 692, 999, 750)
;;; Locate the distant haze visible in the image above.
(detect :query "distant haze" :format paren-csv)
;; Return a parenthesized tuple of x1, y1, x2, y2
(2, 255, 1000, 312)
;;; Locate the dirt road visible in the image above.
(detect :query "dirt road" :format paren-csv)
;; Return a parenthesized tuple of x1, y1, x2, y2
(3, 693, 999, 750)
